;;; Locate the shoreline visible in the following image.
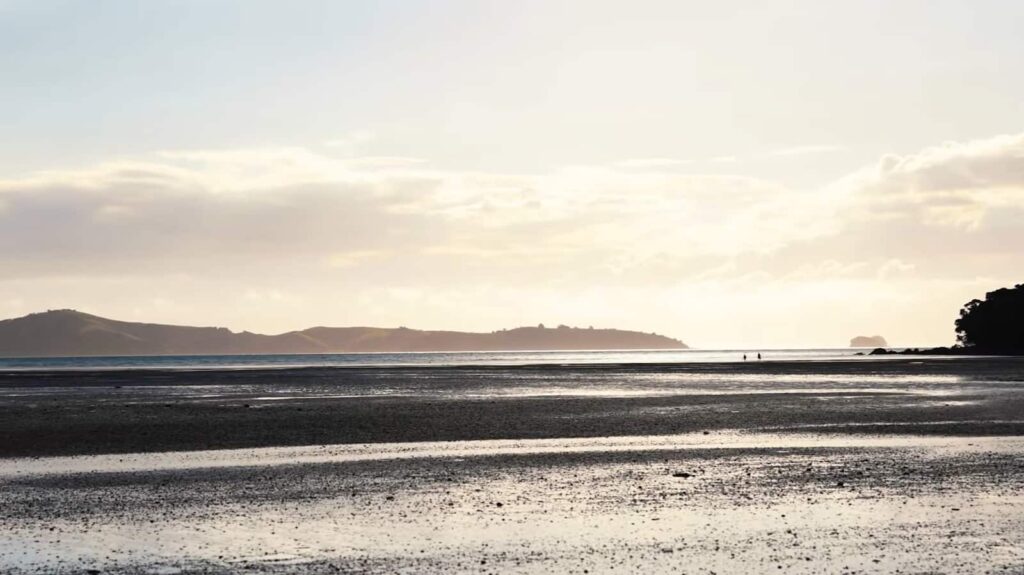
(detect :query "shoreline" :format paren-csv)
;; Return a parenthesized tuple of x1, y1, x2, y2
(0, 354, 1017, 376)
(0, 349, 1003, 373)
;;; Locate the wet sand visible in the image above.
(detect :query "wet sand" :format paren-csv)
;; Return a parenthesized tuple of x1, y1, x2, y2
(3, 357, 1024, 457)
(2, 358, 1024, 573)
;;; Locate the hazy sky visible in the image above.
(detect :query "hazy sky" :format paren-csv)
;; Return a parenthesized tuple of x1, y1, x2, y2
(2, 0, 1023, 347)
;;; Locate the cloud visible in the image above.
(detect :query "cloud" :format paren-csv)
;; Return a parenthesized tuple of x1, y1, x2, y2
(322, 130, 376, 154)
(0, 158, 440, 277)
(0, 147, 836, 291)
(758, 133, 1024, 281)
(4, 133, 1022, 287)
(0, 133, 1022, 345)
(837, 133, 1024, 199)
(848, 134, 1024, 240)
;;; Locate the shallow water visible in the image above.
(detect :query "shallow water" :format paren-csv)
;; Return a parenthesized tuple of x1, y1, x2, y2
(0, 365, 1010, 403)
(0, 347, 934, 371)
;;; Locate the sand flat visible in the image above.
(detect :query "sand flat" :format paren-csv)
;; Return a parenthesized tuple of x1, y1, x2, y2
(2, 434, 1023, 574)
(2, 357, 1024, 573)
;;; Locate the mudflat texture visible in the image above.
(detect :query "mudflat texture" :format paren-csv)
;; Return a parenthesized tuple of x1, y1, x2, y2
(2, 358, 1024, 457)
(2, 358, 1024, 573)
(3, 436, 1023, 574)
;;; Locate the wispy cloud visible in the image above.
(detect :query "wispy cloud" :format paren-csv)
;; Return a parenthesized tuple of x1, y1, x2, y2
(708, 156, 739, 164)
(612, 158, 690, 169)
(323, 130, 376, 149)
(769, 145, 844, 157)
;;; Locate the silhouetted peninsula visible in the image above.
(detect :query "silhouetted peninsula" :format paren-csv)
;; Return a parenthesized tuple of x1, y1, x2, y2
(0, 310, 688, 357)
(955, 283, 1024, 353)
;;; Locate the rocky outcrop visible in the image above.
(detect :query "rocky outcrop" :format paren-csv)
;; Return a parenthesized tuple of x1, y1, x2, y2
(850, 335, 887, 348)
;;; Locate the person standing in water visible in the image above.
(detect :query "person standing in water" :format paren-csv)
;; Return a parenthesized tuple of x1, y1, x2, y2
(743, 354, 747, 361)
(757, 352, 762, 360)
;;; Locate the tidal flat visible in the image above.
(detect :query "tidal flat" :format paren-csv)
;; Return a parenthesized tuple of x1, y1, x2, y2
(2, 358, 1023, 573)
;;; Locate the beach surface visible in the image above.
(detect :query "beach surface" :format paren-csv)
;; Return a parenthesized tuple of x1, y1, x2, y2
(2, 357, 1023, 573)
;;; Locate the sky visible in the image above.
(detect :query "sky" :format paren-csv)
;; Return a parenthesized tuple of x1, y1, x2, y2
(1, 0, 1023, 347)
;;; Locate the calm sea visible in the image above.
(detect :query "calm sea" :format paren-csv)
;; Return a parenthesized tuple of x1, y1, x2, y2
(0, 348, 912, 371)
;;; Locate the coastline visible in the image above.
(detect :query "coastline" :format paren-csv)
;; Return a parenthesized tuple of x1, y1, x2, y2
(866, 345, 1024, 356)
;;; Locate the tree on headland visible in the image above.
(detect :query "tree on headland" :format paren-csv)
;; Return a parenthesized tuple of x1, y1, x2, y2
(954, 283, 1024, 353)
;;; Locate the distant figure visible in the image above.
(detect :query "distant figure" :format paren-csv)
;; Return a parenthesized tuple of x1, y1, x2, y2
(743, 354, 747, 361)
(757, 352, 762, 361)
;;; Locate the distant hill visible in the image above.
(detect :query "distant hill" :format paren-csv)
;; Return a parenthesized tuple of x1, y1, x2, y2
(0, 310, 688, 357)
(850, 335, 887, 348)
